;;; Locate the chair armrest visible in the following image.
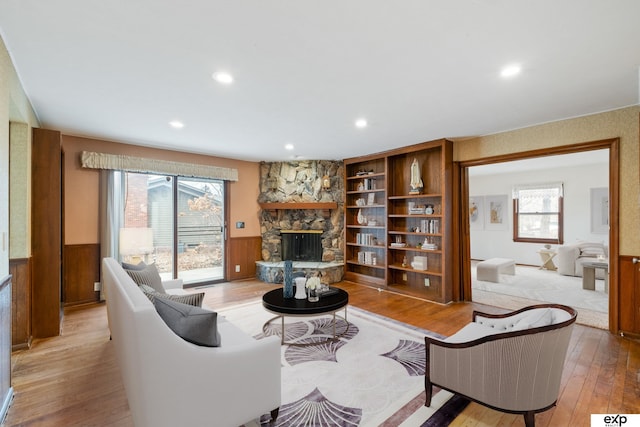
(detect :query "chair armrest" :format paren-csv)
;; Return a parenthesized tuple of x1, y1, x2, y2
(162, 278, 183, 290)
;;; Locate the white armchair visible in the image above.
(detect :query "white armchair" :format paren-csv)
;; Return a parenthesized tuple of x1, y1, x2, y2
(425, 304, 577, 427)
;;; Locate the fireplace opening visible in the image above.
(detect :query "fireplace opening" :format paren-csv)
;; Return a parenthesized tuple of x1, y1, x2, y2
(281, 231, 323, 262)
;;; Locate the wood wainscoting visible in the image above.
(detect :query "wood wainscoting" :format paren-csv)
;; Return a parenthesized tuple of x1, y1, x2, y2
(63, 244, 101, 306)
(619, 255, 640, 337)
(227, 236, 261, 281)
(10, 258, 31, 350)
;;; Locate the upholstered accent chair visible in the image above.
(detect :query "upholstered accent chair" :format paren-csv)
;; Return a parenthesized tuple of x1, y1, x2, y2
(424, 304, 577, 427)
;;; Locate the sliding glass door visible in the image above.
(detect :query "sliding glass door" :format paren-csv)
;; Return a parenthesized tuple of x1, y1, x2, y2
(176, 177, 225, 283)
(119, 173, 225, 285)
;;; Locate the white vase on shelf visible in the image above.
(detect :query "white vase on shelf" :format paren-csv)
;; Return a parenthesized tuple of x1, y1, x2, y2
(357, 209, 366, 225)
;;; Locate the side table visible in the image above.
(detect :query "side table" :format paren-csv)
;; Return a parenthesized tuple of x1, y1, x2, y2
(262, 287, 349, 346)
(537, 249, 557, 271)
(582, 260, 609, 293)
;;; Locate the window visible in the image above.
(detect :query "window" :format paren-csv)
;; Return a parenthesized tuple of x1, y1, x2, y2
(513, 182, 563, 244)
(118, 172, 226, 285)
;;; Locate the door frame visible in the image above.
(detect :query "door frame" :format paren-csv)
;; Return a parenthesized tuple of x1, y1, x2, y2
(456, 138, 619, 334)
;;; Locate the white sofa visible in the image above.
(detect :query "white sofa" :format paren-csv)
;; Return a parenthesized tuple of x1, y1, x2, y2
(556, 241, 607, 278)
(102, 257, 281, 427)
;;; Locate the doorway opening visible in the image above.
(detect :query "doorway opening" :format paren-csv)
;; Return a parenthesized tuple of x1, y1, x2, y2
(458, 139, 618, 332)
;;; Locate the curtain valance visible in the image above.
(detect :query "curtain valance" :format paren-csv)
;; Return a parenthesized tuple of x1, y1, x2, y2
(512, 182, 563, 199)
(81, 151, 238, 181)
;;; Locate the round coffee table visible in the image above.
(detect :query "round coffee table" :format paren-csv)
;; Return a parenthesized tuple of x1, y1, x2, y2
(262, 287, 349, 345)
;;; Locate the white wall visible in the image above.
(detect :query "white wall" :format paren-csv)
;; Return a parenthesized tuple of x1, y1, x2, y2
(470, 160, 609, 266)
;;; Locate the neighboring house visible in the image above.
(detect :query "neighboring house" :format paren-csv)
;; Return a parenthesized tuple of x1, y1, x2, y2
(145, 177, 223, 250)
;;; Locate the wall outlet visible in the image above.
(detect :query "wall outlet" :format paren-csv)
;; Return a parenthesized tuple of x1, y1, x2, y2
(424, 278, 430, 287)
(94, 282, 101, 291)
(235, 265, 240, 273)
(402, 273, 407, 281)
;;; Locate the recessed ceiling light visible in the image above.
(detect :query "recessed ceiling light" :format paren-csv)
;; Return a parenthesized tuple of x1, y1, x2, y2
(169, 120, 184, 129)
(500, 64, 521, 78)
(285, 143, 294, 150)
(212, 71, 234, 84)
(355, 118, 368, 128)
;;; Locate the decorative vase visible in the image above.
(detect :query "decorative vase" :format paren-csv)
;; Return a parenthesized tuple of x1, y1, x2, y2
(307, 288, 319, 302)
(357, 209, 366, 225)
(283, 260, 294, 298)
(294, 277, 307, 299)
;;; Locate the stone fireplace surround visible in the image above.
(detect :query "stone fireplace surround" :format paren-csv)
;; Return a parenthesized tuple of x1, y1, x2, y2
(256, 160, 344, 284)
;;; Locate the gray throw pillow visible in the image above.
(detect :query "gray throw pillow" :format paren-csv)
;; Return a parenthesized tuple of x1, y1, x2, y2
(124, 263, 165, 294)
(122, 261, 147, 271)
(139, 284, 204, 307)
(153, 297, 221, 347)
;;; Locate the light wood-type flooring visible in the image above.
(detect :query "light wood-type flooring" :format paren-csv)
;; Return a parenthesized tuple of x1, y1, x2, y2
(5, 280, 639, 426)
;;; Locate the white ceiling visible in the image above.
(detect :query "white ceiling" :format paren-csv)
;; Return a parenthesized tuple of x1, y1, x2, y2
(1, 1, 639, 162)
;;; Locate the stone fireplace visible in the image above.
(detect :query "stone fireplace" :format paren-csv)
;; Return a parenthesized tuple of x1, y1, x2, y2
(256, 160, 345, 283)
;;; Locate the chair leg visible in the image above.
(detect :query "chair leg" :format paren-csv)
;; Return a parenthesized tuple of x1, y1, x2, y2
(524, 411, 535, 427)
(424, 379, 433, 406)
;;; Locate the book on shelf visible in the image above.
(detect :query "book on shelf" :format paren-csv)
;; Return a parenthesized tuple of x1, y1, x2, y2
(360, 178, 376, 190)
(411, 256, 428, 270)
(420, 219, 439, 234)
(357, 251, 378, 265)
(355, 233, 376, 245)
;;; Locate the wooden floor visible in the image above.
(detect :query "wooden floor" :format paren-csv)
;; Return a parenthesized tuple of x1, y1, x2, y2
(5, 280, 640, 426)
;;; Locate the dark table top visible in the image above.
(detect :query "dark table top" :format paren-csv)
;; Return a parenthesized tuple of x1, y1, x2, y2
(262, 286, 349, 315)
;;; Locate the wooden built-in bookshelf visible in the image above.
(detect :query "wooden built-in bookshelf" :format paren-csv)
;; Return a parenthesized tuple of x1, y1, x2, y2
(344, 139, 453, 303)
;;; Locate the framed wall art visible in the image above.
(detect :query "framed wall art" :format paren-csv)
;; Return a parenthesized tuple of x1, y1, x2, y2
(590, 187, 609, 234)
(469, 196, 484, 230)
(484, 195, 509, 230)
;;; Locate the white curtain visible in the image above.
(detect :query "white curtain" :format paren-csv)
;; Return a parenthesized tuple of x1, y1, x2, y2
(512, 182, 564, 200)
(99, 170, 124, 300)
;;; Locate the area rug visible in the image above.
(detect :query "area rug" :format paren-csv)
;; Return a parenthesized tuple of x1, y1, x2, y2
(471, 262, 608, 329)
(217, 301, 469, 427)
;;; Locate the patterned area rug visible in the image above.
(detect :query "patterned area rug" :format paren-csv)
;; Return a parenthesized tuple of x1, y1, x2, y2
(218, 301, 468, 427)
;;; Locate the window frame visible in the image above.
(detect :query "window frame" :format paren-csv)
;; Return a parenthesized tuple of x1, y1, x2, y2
(512, 183, 564, 244)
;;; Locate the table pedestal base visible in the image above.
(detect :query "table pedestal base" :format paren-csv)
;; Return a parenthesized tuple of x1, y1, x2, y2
(263, 308, 349, 346)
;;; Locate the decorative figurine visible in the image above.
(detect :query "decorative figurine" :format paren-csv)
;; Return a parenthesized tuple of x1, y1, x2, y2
(409, 158, 423, 194)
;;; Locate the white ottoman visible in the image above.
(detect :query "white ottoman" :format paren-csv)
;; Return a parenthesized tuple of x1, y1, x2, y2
(477, 258, 516, 283)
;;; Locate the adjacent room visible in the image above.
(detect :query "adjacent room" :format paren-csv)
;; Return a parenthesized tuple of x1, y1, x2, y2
(468, 149, 611, 329)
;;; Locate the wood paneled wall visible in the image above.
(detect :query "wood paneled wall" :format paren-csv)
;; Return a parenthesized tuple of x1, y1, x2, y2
(31, 128, 62, 338)
(619, 255, 640, 337)
(227, 236, 261, 281)
(9, 258, 31, 350)
(63, 244, 100, 306)
(0, 275, 12, 422)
